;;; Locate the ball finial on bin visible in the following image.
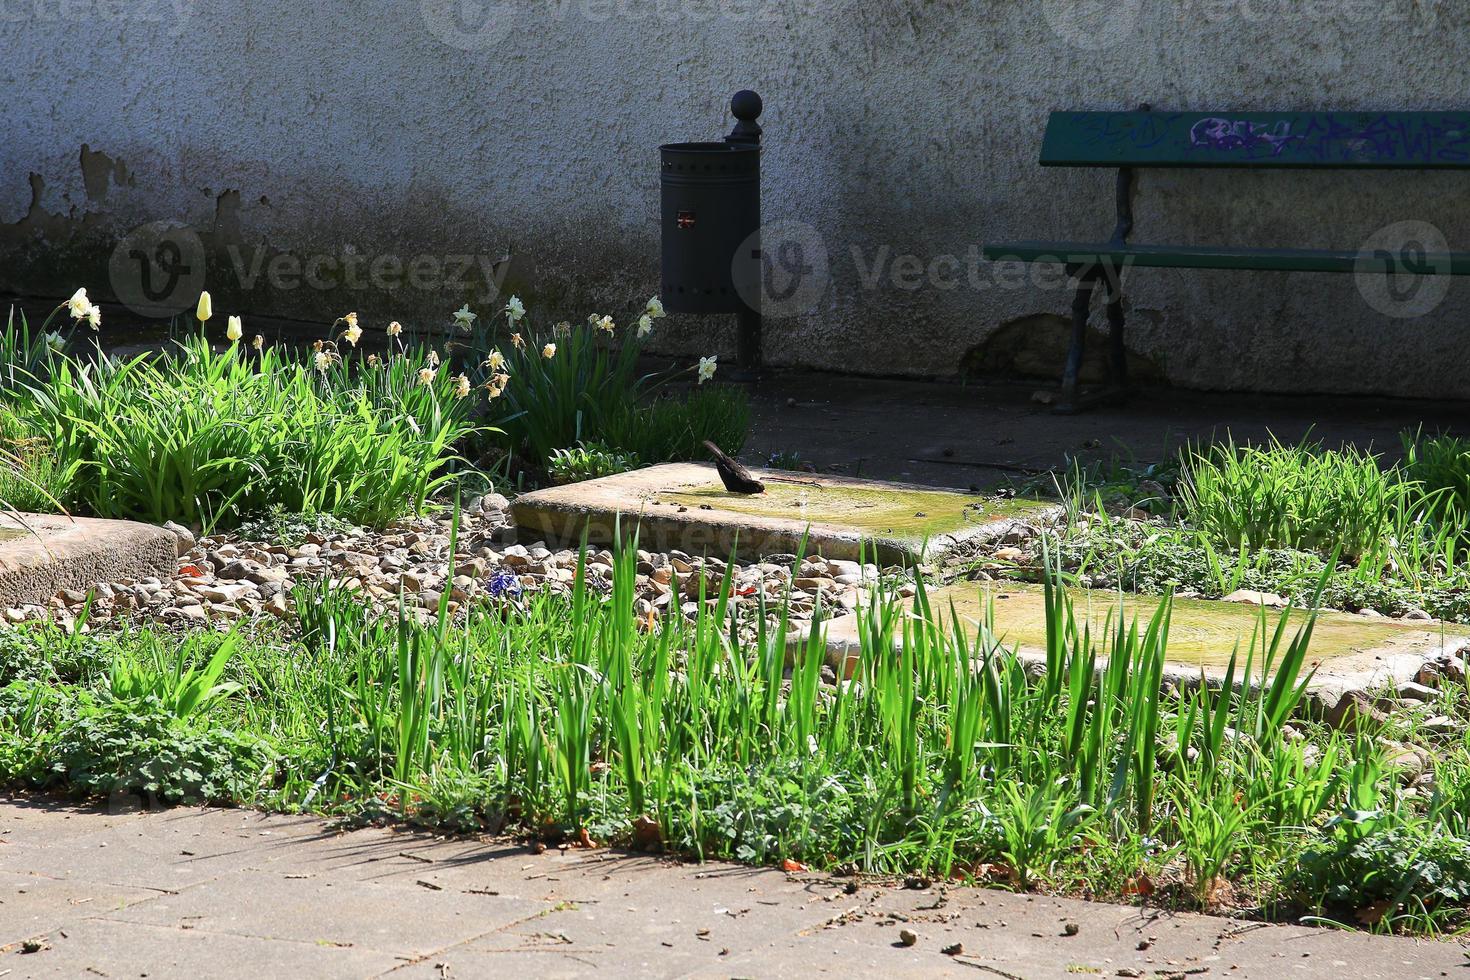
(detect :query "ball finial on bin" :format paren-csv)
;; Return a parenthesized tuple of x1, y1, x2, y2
(727, 90, 763, 145)
(731, 90, 763, 121)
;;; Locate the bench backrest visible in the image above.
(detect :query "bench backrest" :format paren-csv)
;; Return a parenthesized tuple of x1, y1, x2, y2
(1041, 111, 1470, 169)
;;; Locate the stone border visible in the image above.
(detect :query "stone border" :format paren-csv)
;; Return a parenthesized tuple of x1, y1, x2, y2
(0, 513, 179, 609)
(805, 601, 1470, 710)
(510, 463, 1061, 565)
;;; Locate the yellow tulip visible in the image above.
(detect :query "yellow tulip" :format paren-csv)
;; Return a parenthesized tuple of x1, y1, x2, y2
(196, 291, 212, 322)
(226, 315, 243, 342)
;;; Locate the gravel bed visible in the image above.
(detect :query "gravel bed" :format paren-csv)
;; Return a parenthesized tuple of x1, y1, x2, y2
(7, 495, 891, 632)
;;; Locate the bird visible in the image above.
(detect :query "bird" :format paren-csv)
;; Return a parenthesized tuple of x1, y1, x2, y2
(703, 440, 766, 494)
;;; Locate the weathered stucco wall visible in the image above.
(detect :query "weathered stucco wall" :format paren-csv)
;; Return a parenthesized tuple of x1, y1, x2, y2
(2, 0, 1466, 395)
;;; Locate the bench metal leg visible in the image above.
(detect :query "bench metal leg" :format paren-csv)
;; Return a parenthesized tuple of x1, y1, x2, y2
(1055, 263, 1130, 415)
(1057, 264, 1099, 414)
(1104, 269, 1127, 388)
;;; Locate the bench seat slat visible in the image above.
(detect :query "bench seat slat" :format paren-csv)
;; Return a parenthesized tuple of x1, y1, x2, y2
(982, 241, 1470, 275)
(1042, 111, 1470, 169)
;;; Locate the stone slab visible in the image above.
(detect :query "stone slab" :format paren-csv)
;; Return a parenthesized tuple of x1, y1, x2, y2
(510, 463, 1060, 564)
(5, 795, 1463, 980)
(0, 512, 177, 608)
(814, 581, 1470, 703)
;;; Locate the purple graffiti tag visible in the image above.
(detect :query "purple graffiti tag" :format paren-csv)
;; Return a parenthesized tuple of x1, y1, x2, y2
(1189, 117, 1302, 156)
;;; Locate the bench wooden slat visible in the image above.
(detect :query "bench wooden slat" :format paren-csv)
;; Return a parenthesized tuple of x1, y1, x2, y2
(982, 241, 1470, 275)
(1041, 111, 1470, 169)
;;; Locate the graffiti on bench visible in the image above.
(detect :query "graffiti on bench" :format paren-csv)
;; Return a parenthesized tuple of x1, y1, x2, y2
(1069, 112, 1470, 166)
(1189, 117, 1301, 156)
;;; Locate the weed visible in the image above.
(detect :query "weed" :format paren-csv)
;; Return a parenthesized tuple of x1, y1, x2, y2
(547, 441, 643, 484)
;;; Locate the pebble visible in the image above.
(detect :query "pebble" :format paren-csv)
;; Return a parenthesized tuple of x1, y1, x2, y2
(12, 507, 879, 634)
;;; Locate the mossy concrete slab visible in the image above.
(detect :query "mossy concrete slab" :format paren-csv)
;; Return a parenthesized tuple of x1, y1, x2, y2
(816, 581, 1470, 702)
(0, 513, 178, 608)
(509, 463, 1060, 564)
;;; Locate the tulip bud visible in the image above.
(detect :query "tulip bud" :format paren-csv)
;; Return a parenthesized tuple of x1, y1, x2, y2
(196, 291, 212, 322)
(226, 315, 243, 342)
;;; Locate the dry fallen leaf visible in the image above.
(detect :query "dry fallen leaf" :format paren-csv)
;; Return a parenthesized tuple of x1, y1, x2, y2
(1123, 874, 1154, 898)
(1355, 899, 1392, 926)
(631, 815, 662, 851)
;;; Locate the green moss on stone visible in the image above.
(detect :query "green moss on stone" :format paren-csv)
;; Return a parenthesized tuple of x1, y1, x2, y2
(656, 482, 1051, 542)
(925, 582, 1467, 671)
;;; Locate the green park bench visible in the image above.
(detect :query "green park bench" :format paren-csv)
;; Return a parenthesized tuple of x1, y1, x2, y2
(983, 108, 1470, 413)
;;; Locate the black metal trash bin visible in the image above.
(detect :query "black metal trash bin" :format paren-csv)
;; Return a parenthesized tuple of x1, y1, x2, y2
(659, 141, 760, 315)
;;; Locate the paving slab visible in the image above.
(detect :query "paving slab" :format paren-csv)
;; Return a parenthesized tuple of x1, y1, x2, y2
(0, 802, 331, 892)
(700, 884, 1462, 979)
(450, 854, 845, 976)
(0, 871, 160, 949)
(99, 857, 547, 956)
(9, 916, 401, 979)
(511, 462, 1059, 564)
(0, 511, 177, 607)
(813, 581, 1470, 703)
(3, 794, 1466, 979)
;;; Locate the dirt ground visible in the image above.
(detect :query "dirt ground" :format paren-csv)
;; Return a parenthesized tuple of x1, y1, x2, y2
(743, 373, 1470, 489)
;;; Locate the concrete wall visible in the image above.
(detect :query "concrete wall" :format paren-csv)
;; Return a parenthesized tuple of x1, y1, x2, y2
(2, 0, 1466, 396)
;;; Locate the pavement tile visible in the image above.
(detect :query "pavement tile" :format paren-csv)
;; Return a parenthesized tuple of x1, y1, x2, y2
(96, 858, 549, 957)
(708, 882, 1469, 980)
(0, 871, 160, 950)
(0, 793, 151, 847)
(387, 947, 618, 978)
(446, 857, 846, 977)
(1, 916, 399, 979)
(0, 806, 328, 892)
(4, 797, 1469, 980)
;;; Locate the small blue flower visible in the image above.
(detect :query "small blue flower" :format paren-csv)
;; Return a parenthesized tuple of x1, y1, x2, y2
(486, 568, 521, 599)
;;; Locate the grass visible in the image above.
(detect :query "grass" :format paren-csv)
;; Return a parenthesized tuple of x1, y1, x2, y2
(0, 293, 754, 526)
(0, 405, 74, 513)
(1178, 436, 1423, 559)
(461, 301, 748, 473)
(4, 535, 1470, 935)
(1016, 435, 1470, 623)
(10, 334, 477, 531)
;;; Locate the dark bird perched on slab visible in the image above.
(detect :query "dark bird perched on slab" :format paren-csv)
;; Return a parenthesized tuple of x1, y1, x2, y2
(704, 440, 766, 494)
